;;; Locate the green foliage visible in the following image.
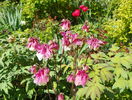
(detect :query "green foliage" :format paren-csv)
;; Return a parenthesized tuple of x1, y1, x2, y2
(0, 37, 38, 99)
(103, 0, 132, 44)
(12, 18, 59, 43)
(20, 0, 113, 24)
(0, 2, 23, 31)
(21, 0, 75, 21)
(76, 45, 132, 100)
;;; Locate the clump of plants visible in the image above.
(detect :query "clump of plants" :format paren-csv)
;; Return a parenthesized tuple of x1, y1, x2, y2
(103, 0, 132, 44)
(0, 1, 132, 100)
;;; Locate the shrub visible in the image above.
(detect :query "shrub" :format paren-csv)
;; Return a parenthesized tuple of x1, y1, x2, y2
(0, 2, 23, 31)
(103, 0, 132, 44)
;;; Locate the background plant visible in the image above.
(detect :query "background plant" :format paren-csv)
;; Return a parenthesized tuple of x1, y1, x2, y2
(0, 2, 23, 32)
(103, 0, 132, 44)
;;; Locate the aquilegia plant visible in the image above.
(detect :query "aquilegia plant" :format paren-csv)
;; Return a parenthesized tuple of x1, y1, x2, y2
(27, 5, 107, 100)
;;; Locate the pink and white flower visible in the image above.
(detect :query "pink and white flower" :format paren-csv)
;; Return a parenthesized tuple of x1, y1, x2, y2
(36, 44, 52, 61)
(60, 19, 71, 30)
(60, 31, 72, 37)
(62, 36, 71, 51)
(82, 24, 90, 32)
(67, 73, 75, 83)
(33, 68, 50, 85)
(74, 70, 88, 87)
(61, 33, 83, 51)
(29, 65, 37, 74)
(27, 37, 40, 51)
(86, 37, 106, 50)
(58, 93, 64, 100)
(83, 65, 89, 71)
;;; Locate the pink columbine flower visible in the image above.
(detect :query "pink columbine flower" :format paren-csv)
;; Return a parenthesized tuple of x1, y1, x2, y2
(29, 65, 37, 74)
(62, 36, 71, 51)
(60, 19, 71, 30)
(49, 41, 59, 50)
(60, 31, 72, 37)
(61, 33, 83, 51)
(69, 33, 83, 46)
(74, 70, 88, 87)
(36, 44, 52, 61)
(83, 65, 89, 71)
(86, 37, 106, 50)
(33, 68, 50, 86)
(82, 24, 90, 32)
(67, 74, 75, 83)
(72, 38, 83, 46)
(72, 9, 80, 17)
(58, 93, 64, 100)
(27, 37, 40, 51)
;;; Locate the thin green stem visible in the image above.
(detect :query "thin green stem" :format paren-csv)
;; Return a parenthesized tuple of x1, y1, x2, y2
(47, 84, 52, 100)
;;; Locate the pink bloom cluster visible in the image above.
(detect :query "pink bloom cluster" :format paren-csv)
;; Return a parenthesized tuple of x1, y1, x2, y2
(58, 93, 64, 100)
(33, 68, 50, 85)
(60, 19, 71, 30)
(61, 32, 83, 51)
(27, 37, 40, 51)
(87, 37, 106, 50)
(27, 37, 59, 61)
(72, 5, 89, 17)
(67, 69, 89, 87)
(60, 19, 83, 51)
(82, 24, 90, 32)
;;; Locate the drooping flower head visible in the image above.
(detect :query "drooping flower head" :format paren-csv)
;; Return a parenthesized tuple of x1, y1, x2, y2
(29, 65, 37, 74)
(74, 70, 88, 87)
(72, 9, 80, 17)
(86, 37, 106, 50)
(33, 68, 50, 86)
(67, 73, 75, 83)
(58, 93, 64, 100)
(69, 33, 83, 46)
(62, 36, 71, 51)
(60, 31, 72, 37)
(27, 37, 40, 51)
(49, 41, 59, 50)
(82, 24, 90, 32)
(61, 32, 83, 51)
(83, 65, 89, 71)
(60, 19, 71, 30)
(36, 44, 52, 61)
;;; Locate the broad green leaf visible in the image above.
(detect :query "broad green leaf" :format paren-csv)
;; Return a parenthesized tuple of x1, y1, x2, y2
(112, 78, 128, 92)
(76, 87, 88, 99)
(91, 53, 99, 59)
(109, 45, 119, 52)
(128, 78, 132, 91)
(120, 58, 131, 69)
